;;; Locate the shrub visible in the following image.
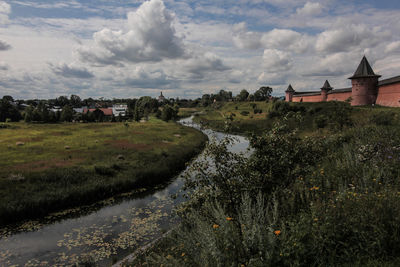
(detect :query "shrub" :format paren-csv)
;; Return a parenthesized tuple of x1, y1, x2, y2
(240, 111, 249, 116)
(314, 114, 328, 128)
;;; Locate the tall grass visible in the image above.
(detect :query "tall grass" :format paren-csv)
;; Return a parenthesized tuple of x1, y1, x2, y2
(132, 108, 400, 266)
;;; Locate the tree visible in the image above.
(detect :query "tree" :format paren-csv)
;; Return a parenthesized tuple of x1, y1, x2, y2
(254, 86, 273, 101)
(56, 96, 69, 107)
(201, 94, 212, 107)
(0, 98, 21, 122)
(236, 89, 249, 101)
(70, 95, 82, 108)
(24, 106, 34, 122)
(60, 105, 74, 122)
(161, 104, 178, 121)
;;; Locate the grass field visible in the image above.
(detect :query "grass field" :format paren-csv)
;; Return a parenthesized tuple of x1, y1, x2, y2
(0, 118, 207, 225)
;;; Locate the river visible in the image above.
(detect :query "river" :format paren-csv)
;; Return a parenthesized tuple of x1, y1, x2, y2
(0, 116, 250, 266)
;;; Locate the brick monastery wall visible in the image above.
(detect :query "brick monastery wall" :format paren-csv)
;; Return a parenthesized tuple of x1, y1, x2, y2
(326, 92, 352, 101)
(292, 94, 322, 102)
(376, 82, 400, 107)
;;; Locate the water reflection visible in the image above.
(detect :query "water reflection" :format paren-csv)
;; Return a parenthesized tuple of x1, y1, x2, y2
(0, 116, 250, 266)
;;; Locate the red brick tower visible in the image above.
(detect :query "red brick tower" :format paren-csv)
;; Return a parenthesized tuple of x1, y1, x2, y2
(321, 80, 333, 101)
(349, 56, 381, 106)
(285, 84, 295, 102)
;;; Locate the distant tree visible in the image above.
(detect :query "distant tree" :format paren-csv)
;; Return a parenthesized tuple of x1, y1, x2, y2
(254, 86, 273, 101)
(60, 105, 74, 122)
(218, 90, 233, 102)
(24, 105, 34, 122)
(70, 95, 82, 108)
(56, 96, 70, 107)
(92, 108, 105, 122)
(247, 94, 255, 101)
(161, 104, 178, 121)
(201, 94, 212, 107)
(0, 98, 21, 122)
(236, 89, 249, 101)
(2, 95, 14, 102)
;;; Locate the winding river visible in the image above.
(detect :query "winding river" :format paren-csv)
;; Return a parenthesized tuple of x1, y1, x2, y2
(0, 116, 250, 266)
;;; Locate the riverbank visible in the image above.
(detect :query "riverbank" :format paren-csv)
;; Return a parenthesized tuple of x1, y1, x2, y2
(126, 102, 400, 266)
(0, 118, 207, 226)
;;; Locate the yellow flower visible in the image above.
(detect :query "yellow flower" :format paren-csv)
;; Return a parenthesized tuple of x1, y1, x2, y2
(226, 217, 233, 221)
(213, 224, 220, 229)
(274, 230, 281, 236)
(181, 253, 185, 257)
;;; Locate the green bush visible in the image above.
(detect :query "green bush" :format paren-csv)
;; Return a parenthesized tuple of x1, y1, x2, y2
(240, 111, 249, 116)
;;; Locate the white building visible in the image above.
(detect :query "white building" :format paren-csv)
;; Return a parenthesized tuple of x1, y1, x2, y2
(112, 104, 128, 117)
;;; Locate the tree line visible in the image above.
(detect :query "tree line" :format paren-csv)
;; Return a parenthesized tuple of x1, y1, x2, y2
(0, 86, 274, 123)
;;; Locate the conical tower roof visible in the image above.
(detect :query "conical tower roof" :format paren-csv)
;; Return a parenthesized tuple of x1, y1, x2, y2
(349, 56, 381, 79)
(321, 80, 333, 90)
(285, 84, 295, 92)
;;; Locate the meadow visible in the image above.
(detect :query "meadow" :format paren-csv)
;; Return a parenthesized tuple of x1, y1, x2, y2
(128, 102, 400, 266)
(0, 118, 207, 226)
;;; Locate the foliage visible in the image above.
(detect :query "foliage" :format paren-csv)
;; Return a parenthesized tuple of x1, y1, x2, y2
(254, 86, 273, 101)
(138, 110, 400, 267)
(236, 89, 249, 101)
(0, 97, 22, 122)
(161, 104, 179, 121)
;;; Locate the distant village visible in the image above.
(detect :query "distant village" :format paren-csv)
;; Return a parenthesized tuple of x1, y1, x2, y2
(0, 87, 275, 123)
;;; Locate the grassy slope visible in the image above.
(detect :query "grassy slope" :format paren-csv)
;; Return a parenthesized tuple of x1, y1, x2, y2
(192, 102, 274, 134)
(126, 102, 400, 266)
(192, 101, 400, 135)
(0, 118, 207, 225)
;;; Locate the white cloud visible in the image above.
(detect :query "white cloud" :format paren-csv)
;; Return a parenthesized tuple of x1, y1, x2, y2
(0, 1, 11, 24)
(262, 49, 293, 72)
(296, 2, 323, 16)
(261, 29, 310, 53)
(257, 71, 287, 85)
(49, 62, 94, 79)
(315, 23, 390, 54)
(385, 41, 400, 54)
(301, 52, 359, 77)
(184, 52, 231, 79)
(232, 22, 262, 50)
(78, 0, 185, 65)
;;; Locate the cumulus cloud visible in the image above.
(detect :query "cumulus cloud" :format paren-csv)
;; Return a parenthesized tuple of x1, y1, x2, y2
(296, 2, 323, 16)
(78, 0, 185, 65)
(257, 71, 287, 85)
(184, 52, 231, 79)
(385, 41, 400, 54)
(262, 49, 293, 72)
(261, 29, 310, 53)
(232, 22, 262, 50)
(301, 52, 359, 77)
(121, 67, 179, 89)
(315, 24, 390, 54)
(0, 40, 11, 51)
(49, 63, 94, 79)
(0, 1, 10, 24)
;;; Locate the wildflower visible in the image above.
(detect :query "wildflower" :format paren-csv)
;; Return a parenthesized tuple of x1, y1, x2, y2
(226, 217, 233, 221)
(181, 253, 185, 257)
(274, 230, 281, 236)
(213, 224, 219, 229)
(314, 218, 318, 222)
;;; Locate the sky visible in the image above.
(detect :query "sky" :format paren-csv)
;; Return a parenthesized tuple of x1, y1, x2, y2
(0, 0, 400, 100)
